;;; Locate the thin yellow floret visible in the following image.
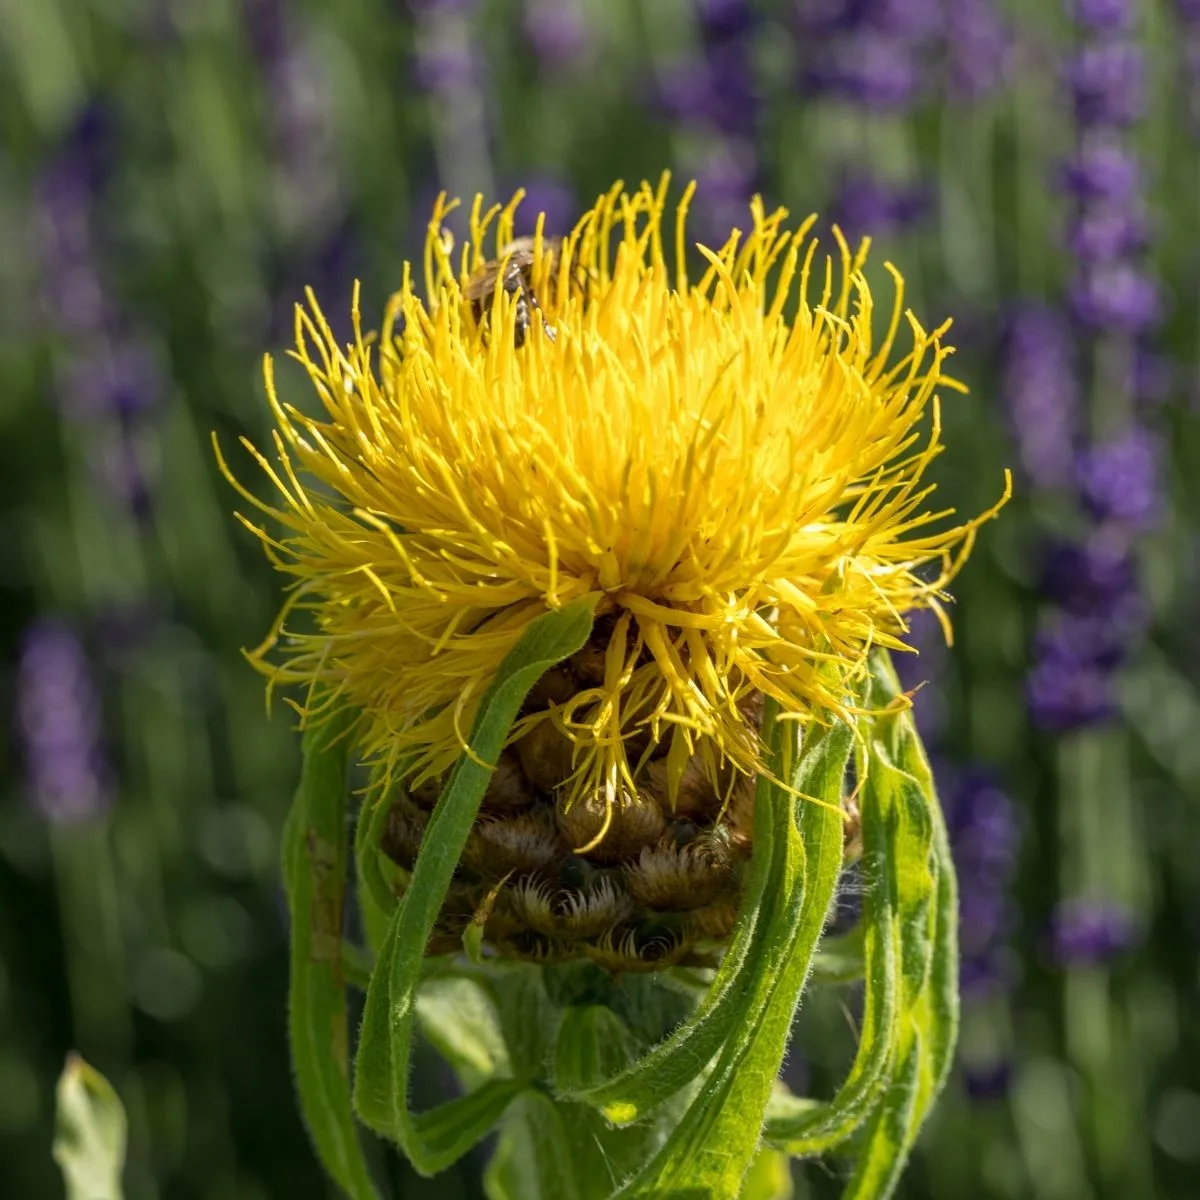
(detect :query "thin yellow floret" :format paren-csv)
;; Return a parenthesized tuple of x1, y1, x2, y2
(218, 174, 1009, 810)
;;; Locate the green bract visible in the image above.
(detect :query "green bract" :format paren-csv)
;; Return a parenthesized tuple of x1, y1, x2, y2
(279, 599, 959, 1200)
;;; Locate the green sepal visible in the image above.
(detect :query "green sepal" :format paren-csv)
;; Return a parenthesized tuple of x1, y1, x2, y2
(552, 1005, 640, 1094)
(284, 703, 382, 1200)
(613, 715, 850, 1198)
(556, 699, 796, 1125)
(352, 596, 597, 1174)
(53, 1054, 127, 1200)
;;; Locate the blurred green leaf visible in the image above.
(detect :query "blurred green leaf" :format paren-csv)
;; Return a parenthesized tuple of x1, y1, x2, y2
(52, 1054, 126, 1200)
(284, 703, 381, 1200)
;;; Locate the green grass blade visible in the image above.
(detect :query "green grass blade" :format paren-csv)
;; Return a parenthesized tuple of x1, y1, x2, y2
(284, 705, 382, 1200)
(615, 719, 851, 1198)
(352, 596, 597, 1174)
(53, 1054, 127, 1200)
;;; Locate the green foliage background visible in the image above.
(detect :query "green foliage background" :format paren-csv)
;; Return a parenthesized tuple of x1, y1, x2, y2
(1, 0, 1198, 1197)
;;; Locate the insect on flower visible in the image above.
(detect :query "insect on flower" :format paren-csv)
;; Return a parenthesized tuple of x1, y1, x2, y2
(464, 233, 566, 347)
(217, 175, 1009, 970)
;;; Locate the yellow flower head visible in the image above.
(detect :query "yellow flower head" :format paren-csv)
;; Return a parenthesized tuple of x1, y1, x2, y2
(219, 175, 1007, 811)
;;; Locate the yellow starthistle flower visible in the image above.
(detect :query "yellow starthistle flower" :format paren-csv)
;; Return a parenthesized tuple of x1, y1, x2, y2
(218, 175, 1008, 866)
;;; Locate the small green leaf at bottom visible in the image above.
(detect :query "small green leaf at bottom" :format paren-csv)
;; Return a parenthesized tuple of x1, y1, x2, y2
(53, 1054, 127, 1200)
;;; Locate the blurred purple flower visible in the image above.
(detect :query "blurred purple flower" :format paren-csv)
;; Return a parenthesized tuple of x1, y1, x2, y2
(242, 0, 287, 61)
(414, 39, 478, 94)
(1047, 899, 1137, 966)
(1001, 305, 1079, 492)
(1076, 425, 1162, 528)
(963, 1059, 1013, 1100)
(1073, 0, 1135, 32)
(946, 0, 1012, 100)
(893, 607, 948, 739)
(1027, 653, 1117, 729)
(523, 0, 589, 65)
(1060, 139, 1141, 202)
(1067, 41, 1145, 127)
(55, 339, 163, 420)
(698, 0, 755, 39)
(1066, 204, 1147, 263)
(945, 771, 1021, 996)
(1039, 533, 1138, 613)
(510, 177, 576, 236)
(829, 170, 931, 241)
(1070, 261, 1161, 333)
(17, 620, 111, 824)
(801, 32, 922, 108)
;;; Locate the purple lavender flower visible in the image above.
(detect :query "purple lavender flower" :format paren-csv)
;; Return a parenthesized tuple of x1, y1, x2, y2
(1076, 425, 1162, 528)
(801, 32, 923, 108)
(1066, 204, 1147, 263)
(1070, 261, 1161, 333)
(1067, 41, 1145, 127)
(510, 176, 576, 237)
(56, 339, 163, 420)
(1001, 305, 1079, 492)
(945, 0, 1012, 100)
(963, 1060, 1013, 1100)
(893, 606, 948, 739)
(1073, 0, 1134, 32)
(945, 771, 1021, 996)
(1060, 139, 1141, 202)
(1040, 533, 1138, 613)
(523, 0, 588, 65)
(1047, 899, 1136, 966)
(17, 620, 111, 823)
(829, 170, 931, 241)
(697, 0, 755, 39)
(1027, 652, 1117, 730)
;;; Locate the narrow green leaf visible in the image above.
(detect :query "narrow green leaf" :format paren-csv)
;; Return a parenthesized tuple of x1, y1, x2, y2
(352, 596, 597, 1173)
(616, 718, 850, 1198)
(841, 1035, 922, 1200)
(557, 701, 790, 1125)
(284, 704, 381, 1200)
(53, 1054, 127, 1200)
(354, 784, 400, 953)
(765, 743, 900, 1154)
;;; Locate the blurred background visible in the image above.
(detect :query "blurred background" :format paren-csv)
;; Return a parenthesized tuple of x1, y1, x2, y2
(1, 0, 1198, 1196)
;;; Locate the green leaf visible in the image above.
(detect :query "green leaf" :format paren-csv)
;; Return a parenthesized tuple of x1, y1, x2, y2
(552, 1005, 640, 1094)
(764, 743, 900, 1155)
(741, 1146, 795, 1200)
(615, 717, 850, 1198)
(354, 782, 401, 954)
(415, 976, 511, 1085)
(352, 596, 597, 1174)
(53, 1054, 127, 1200)
(841, 1035, 922, 1200)
(490, 1091, 582, 1200)
(284, 704, 382, 1200)
(557, 700, 794, 1125)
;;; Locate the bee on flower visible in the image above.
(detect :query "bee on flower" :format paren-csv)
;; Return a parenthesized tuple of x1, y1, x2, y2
(218, 176, 1007, 971)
